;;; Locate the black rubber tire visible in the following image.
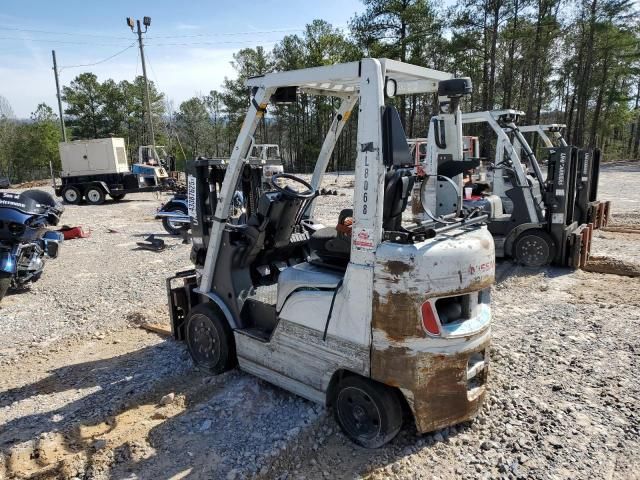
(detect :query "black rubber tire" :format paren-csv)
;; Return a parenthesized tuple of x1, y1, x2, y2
(185, 303, 237, 374)
(333, 375, 403, 448)
(513, 229, 556, 267)
(62, 186, 81, 205)
(111, 194, 126, 201)
(161, 205, 189, 235)
(0, 276, 11, 302)
(85, 186, 106, 205)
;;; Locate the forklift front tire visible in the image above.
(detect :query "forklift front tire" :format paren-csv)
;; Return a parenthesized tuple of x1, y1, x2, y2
(513, 229, 556, 267)
(111, 193, 126, 202)
(185, 303, 237, 374)
(334, 376, 403, 448)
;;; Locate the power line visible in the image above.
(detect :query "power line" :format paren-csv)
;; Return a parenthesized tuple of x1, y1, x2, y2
(146, 39, 281, 47)
(0, 36, 131, 46)
(0, 36, 285, 48)
(0, 25, 131, 39)
(0, 24, 308, 44)
(145, 27, 305, 39)
(145, 53, 159, 85)
(135, 47, 140, 77)
(59, 42, 136, 71)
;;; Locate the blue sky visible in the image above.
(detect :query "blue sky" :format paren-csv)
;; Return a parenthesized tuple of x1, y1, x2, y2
(0, 0, 364, 117)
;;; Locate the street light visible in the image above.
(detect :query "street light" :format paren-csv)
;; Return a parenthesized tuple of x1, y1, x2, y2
(126, 16, 155, 148)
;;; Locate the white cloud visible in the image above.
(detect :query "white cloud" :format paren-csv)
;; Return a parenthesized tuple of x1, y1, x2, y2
(0, 46, 239, 117)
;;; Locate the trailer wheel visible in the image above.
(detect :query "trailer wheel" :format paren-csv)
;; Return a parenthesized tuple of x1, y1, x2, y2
(185, 303, 237, 374)
(111, 194, 126, 202)
(334, 376, 403, 448)
(62, 186, 81, 205)
(513, 229, 556, 267)
(85, 186, 105, 205)
(162, 205, 189, 235)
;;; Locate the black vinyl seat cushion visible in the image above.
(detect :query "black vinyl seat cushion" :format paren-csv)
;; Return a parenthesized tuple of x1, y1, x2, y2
(309, 208, 353, 265)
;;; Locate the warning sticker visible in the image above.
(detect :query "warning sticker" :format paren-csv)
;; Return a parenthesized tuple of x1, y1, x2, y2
(353, 228, 374, 249)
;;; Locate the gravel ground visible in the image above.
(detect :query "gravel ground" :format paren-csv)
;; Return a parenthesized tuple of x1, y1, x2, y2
(0, 166, 639, 479)
(0, 189, 192, 365)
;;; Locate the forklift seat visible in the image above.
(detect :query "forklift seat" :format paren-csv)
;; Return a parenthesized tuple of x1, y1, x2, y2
(308, 209, 353, 266)
(276, 262, 343, 311)
(235, 191, 304, 267)
(383, 169, 415, 231)
(309, 107, 414, 261)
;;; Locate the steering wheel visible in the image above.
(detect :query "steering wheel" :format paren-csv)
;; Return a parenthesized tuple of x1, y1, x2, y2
(270, 173, 316, 199)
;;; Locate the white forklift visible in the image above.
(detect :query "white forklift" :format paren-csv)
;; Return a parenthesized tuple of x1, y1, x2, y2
(167, 59, 495, 447)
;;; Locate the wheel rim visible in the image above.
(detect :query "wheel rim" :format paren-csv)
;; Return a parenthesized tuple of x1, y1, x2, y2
(336, 386, 382, 440)
(87, 190, 101, 203)
(188, 314, 221, 366)
(516, 234, 550, 266)
(65, 189, 78, 202)
(167, 208, 187, 230)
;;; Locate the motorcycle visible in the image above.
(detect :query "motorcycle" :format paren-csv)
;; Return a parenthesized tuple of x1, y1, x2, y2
(155, 191, 245, 236)
(0, 190, 64, 301)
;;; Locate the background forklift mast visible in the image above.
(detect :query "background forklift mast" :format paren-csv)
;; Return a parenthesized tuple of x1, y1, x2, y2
(514, 124, 610, 229)
(518, 124, 568, 150)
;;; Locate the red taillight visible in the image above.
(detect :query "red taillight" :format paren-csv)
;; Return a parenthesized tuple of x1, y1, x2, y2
(421, 301, 440, 336)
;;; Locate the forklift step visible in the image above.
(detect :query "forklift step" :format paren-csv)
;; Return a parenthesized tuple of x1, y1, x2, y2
(236, 327, 272, 343)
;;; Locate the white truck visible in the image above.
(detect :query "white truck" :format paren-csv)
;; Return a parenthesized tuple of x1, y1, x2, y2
(54, 138, 171, 205)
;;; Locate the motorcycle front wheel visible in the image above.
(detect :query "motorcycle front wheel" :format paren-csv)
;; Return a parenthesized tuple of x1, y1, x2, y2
(0, 275, 11, 302)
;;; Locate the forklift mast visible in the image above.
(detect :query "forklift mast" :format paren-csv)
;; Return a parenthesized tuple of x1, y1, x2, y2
(545, 146, 580, 264)
(186, 157, 273, 269)
(514, 124, 609, 230)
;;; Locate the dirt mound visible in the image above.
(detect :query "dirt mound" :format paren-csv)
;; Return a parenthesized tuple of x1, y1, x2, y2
(584, 255, 640, 277)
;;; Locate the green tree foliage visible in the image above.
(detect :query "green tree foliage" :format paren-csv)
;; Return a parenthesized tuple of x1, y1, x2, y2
(176, 97, 210, 158)
(6, 4, 640, 183)
(6, 104, 61, 182)
(61, 73, 104, 139)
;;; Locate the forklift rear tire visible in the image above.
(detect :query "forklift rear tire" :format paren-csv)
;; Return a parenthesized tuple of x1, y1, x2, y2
(62, 187, 81, 205)
(334, 376, 403, 448)
(111, 194, 126, 201)
(513, 229, 556, 267)
(185, 303, 237, 374)
(85, 187, 105, 205)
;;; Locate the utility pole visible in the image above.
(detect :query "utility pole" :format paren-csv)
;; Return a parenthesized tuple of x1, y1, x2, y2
(127, 16, 155, 152)
(51, 50, 67, 142)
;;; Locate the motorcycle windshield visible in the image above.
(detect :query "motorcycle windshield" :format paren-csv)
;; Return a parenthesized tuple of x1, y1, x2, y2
(0, 192, 47, 215)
